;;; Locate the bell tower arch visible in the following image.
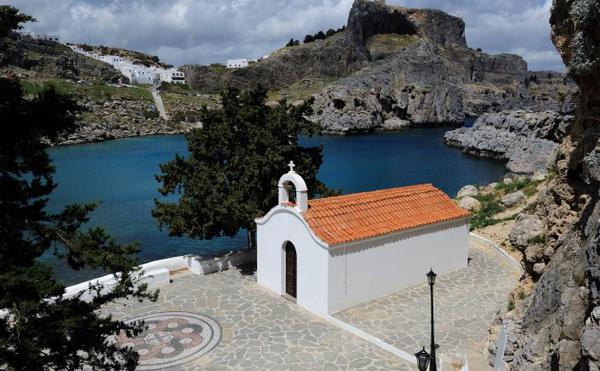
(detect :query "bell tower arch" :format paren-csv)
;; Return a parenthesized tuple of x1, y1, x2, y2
(277, 161, 308, 212)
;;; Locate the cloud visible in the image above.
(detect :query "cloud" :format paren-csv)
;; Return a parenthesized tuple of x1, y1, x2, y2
(7, 0, 564, 71)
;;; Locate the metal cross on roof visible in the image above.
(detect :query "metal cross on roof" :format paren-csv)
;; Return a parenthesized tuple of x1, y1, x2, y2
(288, 161, 295, 172)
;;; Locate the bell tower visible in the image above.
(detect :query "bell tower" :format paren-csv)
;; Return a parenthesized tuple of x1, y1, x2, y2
(277, 161, 308, 212)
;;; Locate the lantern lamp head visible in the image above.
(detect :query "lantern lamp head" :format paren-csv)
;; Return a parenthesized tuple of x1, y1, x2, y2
(426, 268, 437, 286)
(415, 347, 430, 371)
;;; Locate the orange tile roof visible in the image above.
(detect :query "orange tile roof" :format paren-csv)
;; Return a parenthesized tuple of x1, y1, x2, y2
(303, 184, 470, 246)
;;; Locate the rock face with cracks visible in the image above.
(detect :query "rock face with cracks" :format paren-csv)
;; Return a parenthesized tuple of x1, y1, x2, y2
(499, 0, 600, 369)
(445, 110, 574, 175)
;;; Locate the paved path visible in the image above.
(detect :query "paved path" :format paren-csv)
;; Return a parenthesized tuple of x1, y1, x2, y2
(150, 84, 168, 121)
(334, 240, 520, 369)
(103, 269, 414, 370)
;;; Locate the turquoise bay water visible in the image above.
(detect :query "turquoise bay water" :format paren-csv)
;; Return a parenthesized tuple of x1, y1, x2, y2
(47, 127, 505, 284)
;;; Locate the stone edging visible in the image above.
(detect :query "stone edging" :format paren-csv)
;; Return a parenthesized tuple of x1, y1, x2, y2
(469, 232, 523, 274)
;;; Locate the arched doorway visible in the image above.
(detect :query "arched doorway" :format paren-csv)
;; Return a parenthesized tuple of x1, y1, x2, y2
(284, 241, 297, 298)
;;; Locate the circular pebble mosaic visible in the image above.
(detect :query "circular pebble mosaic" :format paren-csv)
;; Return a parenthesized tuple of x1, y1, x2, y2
(116, 311, 221, 370)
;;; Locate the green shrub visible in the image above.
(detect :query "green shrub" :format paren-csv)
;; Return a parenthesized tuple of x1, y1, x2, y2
(470, 193, 506, 230)
(143, 109, 160, 119)
(507, 299, 515, 311)
(495, 178, 538, 194)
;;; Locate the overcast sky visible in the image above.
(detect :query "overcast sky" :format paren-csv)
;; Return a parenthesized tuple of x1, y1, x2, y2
(7, 0, 565, 71)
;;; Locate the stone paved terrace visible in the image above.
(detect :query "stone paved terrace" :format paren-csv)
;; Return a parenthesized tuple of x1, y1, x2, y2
(103, 237, 519, 370)
(103, 268, 414, 370)
(334, 238, 521, 369)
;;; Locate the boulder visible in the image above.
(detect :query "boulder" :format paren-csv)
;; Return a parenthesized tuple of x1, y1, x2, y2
(509, 214, 545, 249)
(485, 182, 499, 191)
(533, 262, 546, 275)
(583, 326, 600, 361)
(525, 244, 545, 263)
(382, 118, 410, 130)
(457, 185, 478, 198)
(459, 196, 481, 211)
(501, 191, 525, 207)
(558, 340, 583, 370)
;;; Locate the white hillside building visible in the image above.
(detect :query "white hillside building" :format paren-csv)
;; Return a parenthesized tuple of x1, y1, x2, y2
(226, 59, 249, 68)
(67, 45, 186, 85)
(256, 162, 470, 317)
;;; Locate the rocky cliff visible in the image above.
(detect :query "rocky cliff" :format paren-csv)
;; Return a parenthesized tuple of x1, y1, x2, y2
(183, 0, 577, 134)
(495, 0, 600, 369)
(444, 110, 573, 175)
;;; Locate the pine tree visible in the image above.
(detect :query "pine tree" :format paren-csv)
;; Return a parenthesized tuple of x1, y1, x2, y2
(153, 86, 337, 248)
(303, 34, 315, 43)
(0, 7, 157, 370)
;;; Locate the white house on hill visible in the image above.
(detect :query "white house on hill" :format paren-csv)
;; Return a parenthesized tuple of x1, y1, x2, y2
(226, 59, 249, 68)
(256, 162, 470, 317)
(67, 45, 186, 85)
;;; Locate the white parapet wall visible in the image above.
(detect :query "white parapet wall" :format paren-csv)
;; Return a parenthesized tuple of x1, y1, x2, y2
(63, 250, 257, 301)
(64, 268, 171, 302)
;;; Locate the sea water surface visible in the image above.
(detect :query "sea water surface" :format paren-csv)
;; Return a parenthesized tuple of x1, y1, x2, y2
(47, 126, 505, 284)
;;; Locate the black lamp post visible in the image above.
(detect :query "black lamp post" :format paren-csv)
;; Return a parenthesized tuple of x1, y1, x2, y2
(415, 347, 430, 371)
(426, 268, 437, 371)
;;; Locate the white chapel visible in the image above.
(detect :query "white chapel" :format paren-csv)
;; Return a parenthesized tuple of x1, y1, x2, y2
(256, 162, 470, 317)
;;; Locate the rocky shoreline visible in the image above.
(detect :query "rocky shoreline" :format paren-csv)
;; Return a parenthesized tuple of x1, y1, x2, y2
(50, 96, 198, 146)
(444, 110, 573, 175)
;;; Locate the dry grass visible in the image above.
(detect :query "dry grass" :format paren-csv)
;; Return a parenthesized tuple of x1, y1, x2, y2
(366, 34, 419, 56)
(267, 75, 341, 103)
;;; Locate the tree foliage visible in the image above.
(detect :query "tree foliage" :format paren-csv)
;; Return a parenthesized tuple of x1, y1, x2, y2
(0, 7, 156, 370)
(285, 38, 300, 47)
(0, 5, 34, 38)
(153, 86, 336, 246)
(301, 25, 345, 44)
(303, 34, 315, 43)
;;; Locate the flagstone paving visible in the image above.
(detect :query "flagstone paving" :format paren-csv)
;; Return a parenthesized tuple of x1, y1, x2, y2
(103, 268, 414, 370)
(102, 238, 519, 370)
(334, 239, 521, 368)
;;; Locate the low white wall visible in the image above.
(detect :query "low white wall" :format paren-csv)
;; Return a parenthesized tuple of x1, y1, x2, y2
(328, 219, 470, 313)
(257, 209, 329, 316)
(140, 256, 187, 272)
(64, 268, 170, 302)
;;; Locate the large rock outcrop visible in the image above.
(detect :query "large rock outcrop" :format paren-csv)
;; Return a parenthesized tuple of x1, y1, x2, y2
(346, 0, 466, 49)
(306, 1, 576, 133)
(444, 110, 573, 174)
(499, 0, 600, 369)
(183, 0, 577, 133)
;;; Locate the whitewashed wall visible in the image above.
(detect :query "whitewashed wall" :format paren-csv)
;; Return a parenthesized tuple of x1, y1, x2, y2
(256, 207, 329, 316)
(328, 219, 469, 313)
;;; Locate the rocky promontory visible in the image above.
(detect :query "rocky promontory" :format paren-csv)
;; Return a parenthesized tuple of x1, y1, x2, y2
(182, 0, 577, 134)
(444, 110, 573, 175)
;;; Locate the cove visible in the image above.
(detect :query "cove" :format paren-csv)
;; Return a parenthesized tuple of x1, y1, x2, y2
(46, 126, 505, 284)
